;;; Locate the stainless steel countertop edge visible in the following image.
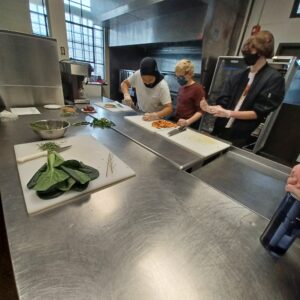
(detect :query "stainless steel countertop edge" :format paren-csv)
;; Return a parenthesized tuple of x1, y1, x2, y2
(111, 125, 203, 170)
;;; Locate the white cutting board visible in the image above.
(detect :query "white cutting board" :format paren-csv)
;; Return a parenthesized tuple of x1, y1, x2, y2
(10, 107, 41, 115)
(124, 115, 230, 157)
(95, 101, 134, 112)
(159, 128, 230, 157)
(14, 135, 135, 215)
(124, 115, 162, 133)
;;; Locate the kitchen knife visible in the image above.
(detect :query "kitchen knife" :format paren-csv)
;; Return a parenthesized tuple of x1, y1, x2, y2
(121, 99, 142, 113)
(17, 145, 72, 163)
(114, 101, 124, 108)
(168, 126, 187, 136)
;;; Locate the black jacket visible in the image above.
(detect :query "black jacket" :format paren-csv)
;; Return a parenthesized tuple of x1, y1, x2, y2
(0, 97, 6, 112)
(213, 63, 285, 146)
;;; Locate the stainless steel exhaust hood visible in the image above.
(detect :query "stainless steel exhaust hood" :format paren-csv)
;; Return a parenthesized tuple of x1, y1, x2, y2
(96, 0, 249, 93)
(98, 0, 208, 46)
(94, 0, 248, 54)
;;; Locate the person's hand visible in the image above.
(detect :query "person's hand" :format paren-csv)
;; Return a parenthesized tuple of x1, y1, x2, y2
(212, 105, 232, 118)
(177, 119, 189, 127)
(205, 105, 219, 114)
(143, 112, 159, 121)
(122, 93, 134, 107)
(285, 164, 300, 199)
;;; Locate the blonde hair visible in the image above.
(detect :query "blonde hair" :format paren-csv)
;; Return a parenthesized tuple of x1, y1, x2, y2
(242, 30, 274, 58)
(175, 59, 194, 76)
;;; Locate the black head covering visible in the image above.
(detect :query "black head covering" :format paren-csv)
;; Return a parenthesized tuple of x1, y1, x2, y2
(140, 57, 164, 88)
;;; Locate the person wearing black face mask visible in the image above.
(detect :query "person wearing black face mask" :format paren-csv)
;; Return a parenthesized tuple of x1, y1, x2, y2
(173, 59, 205, 129)
(243, 52, 260, 66)
(121, 57, 172, 121)
(200, 30, 285, 147)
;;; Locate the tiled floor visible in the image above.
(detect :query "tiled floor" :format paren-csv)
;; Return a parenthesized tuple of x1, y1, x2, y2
(0, 202, 18, 300)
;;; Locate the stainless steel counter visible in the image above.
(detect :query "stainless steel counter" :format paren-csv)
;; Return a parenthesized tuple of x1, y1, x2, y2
(1, 107, 300, 299)
(192, 147, 291, 219)
(85, 98, 205, 170)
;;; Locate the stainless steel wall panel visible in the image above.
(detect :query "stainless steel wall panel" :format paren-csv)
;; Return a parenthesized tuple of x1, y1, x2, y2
(0, 30, 64, 107)
(0, 32, 61, 86)
(0, 86, 64, 108)
(108, 5, 207, 46)
(100, 0, 165, 22)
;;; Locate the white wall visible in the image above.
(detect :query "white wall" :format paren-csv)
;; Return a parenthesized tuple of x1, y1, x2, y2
(242, 0, 300, 53)
(84, 84, 102, 98)
(0, 0, 32, 34)
(0, 0, 69, 61)
(47, 0, 69, 60)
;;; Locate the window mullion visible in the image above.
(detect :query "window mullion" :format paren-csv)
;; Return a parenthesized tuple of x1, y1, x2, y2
(64, 0, 104, 79)
(29, 0, 49, 36)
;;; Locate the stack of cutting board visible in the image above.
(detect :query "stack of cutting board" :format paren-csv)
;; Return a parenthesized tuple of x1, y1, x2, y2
(124, 116, 230, 157)
(14, 135, 135, 215)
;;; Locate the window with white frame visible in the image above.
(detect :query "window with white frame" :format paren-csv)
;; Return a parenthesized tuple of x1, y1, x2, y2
(29, 0, 49, 36)
(64, 0, 105, 80)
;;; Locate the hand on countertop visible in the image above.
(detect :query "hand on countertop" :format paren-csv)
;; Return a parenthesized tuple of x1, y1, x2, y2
(177, 118, 189, 127)
(143, 112, 159, 121)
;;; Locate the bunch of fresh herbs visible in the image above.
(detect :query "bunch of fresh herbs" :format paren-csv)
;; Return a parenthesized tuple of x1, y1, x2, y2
(27, 151, 99, 199)
(38, 142, 61, 152)
(30, 122, 50, 130)
(72, 117, 115, 128)
(91, 118, 115, 128)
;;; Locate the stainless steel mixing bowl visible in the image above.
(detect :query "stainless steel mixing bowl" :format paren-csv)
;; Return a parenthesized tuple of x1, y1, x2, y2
(30, 120, 70, 140)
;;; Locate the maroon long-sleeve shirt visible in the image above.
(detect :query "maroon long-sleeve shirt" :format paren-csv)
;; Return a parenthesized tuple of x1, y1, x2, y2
(175, 83, 205, 120)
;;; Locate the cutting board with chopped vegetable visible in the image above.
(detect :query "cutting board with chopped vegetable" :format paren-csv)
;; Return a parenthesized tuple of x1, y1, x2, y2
(124, 115, 165, 132)
(124, 115, 230, 157)
(14, 135, 135, 215)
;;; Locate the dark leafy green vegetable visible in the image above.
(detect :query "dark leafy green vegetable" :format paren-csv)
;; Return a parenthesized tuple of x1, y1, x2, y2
(71, 181, 90, 192)
(52, 152, 65, 167)
(91, 118, 115, 128)
(71, 117, 115, 129)
(33, 152, 69, 192)
(37, 184, 65, 200)
(60, 165, 91, 185)
(27, 151, 99, 199)
(57, 177, 76, 192)
(27, 163, 47, 189)
(61, 160, 99, 180)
